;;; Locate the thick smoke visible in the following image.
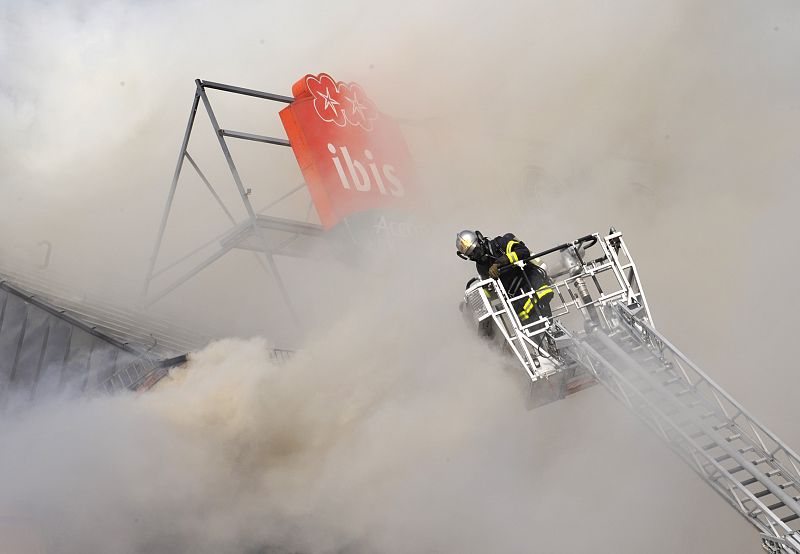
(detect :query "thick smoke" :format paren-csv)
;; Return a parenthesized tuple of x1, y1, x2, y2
(1, 0, 799, 552)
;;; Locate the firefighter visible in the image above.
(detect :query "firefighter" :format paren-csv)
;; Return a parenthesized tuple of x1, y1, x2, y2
(456, 230, 554, 324)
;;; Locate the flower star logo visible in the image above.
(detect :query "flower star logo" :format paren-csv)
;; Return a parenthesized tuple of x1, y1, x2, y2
(345, 92, 366, 117)
(306, 73, 378, 131)
(317, 87, 340, 116)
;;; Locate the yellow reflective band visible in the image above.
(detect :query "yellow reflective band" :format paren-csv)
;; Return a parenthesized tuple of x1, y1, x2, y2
(522, 298, 535, 314)
(519, 286, 552, 321)
(505, 240, 520, 264)
(536, 285, 554, 299)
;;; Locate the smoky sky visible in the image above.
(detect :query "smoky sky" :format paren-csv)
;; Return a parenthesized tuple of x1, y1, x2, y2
(1, 1, 800, 553)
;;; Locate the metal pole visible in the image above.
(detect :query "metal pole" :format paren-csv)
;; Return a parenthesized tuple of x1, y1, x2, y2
(199, 80, 294, 103)
(185, 151, 237, 224)
(141, 88, 201, 303)
(219, 129, 291, 147)
(196, 80, 301, 329)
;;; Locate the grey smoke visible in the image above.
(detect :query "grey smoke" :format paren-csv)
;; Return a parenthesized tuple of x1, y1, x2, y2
(1, 0, 799, 552)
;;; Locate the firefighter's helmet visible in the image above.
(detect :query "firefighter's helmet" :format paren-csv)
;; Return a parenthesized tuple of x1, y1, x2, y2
(456, 230, 480, 259)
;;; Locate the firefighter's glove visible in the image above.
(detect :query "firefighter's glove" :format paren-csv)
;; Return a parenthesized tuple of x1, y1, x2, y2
(489, 258, 510, 279)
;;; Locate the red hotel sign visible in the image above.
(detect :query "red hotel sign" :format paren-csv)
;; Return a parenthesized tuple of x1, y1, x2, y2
(279, 73, 415, 229)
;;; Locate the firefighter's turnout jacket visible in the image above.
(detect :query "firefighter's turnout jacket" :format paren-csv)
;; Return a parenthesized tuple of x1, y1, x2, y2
(476, 233, 554, 321)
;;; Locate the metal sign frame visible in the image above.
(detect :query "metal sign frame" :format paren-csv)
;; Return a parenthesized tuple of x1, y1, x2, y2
(141, 79, 329, 325)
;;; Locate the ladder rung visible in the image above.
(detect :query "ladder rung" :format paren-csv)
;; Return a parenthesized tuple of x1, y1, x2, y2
(754, 488, 773, 499)
(740, 477, 758, 487)
(720, 457, 768, 470)
(701, 411, 716, 419)
(675, 388, 693, 397)
(726, 434, 742, 442)
(664, 376, 681, 385)
(782, 513, 800, 524)
(739, 446, 755, 455)
(713, 422, 731, 431)
(703, 442, 721, 451)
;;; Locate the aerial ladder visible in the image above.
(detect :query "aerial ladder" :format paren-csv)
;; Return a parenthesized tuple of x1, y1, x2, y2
(463, 230, 800, 553)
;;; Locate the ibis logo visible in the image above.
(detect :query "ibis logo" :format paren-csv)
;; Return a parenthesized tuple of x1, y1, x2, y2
(327, 143, 404, 197)
(280, 73, 415, 229)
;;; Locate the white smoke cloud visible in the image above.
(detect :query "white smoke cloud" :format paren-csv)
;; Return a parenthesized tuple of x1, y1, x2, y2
(0, 265, 748, 553)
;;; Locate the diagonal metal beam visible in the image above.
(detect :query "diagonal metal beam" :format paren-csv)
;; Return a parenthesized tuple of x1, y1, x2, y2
(141, 89, 201, 302)
(196, 80, 301, 328)
(185, 151, 237, 224)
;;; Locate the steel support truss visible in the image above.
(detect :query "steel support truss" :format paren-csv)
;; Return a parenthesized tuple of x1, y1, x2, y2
(141, 79, 327, 327)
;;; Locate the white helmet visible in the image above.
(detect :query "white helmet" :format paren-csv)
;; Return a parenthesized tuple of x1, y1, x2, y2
(456, 230, 480, 259)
